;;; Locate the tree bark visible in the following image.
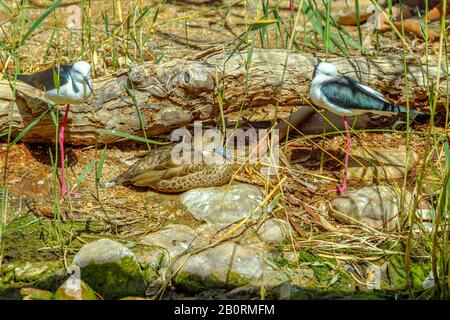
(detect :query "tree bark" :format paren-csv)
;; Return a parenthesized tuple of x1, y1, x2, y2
(0, 48, 446, 145)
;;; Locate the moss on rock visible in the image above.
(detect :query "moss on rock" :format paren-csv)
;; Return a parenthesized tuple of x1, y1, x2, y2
(13, 261, 61, 282)
(73, 238, 147, 299)
(1, 261, 66, 292)
(174, 270, 251, 294)
(79, 256, 146, 299)
(385, 255, 431, 291)
(20, 287, 54, 300)
(174, 272, 215, 293)
(54, 280, 98, 300)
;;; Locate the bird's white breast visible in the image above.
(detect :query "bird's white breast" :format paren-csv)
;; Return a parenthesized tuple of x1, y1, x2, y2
(310, 78, 358, 117)
(45, 78, 91, 105)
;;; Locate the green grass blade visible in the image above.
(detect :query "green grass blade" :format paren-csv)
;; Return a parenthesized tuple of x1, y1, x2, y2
(324, 0, 331, 57)
(355, 0, 362, 47)
(19, 0, 63, 47)
(0, 0, 12, 16)
(44, 28, 56, 59)
(52, 68, 61, 93)
(49, 108, 58, 126)
(9, 107, 52, 146)
(444, 140, 450, 204)
(135, 6, 152, 25)
(73, 159, 96, 187)
(248, 19, 279, 31)
(266, 193, 282, 213)
(96, 128, 167, 145)
(96, 145, 107, 184)
(0, 129, 15, 138)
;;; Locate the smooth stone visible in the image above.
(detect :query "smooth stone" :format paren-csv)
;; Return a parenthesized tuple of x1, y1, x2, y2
(283, 251, 298, 263)
(194, 222, 261, 246)
(138, 224, 197, 268)
(330, 186, 412, 232)
(181, 184, 264, 224)
(277, 282, 296, 300)
(8, 261, 66, 291)
(20, 287, 54, 300)
(193, 218, 291, 245)
(173, 242, 269, 292)
(254, 219, 291, 243)
(54, 278, 98, 300)
(193, 223, 237, 245)
(331, 0, 375, 25)
(422, 271, 435, 290)
(13, 261, 60, 282)
(346, 147, 418, 182)
(73, 238, 135, 267)
(73, 238, 146, 299)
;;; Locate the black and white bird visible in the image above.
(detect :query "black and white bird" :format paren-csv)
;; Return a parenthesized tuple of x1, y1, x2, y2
(309, 61, 422, 194)
(17, 61, 94, 197)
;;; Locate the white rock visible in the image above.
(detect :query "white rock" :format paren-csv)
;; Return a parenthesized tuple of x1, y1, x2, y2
(181, 184, 264, 224)
(73, 238, 135, 268)
(347, 147, 418, 183)
(55, 278, 97, 300)
(139, 224, 197, 267)
(193, 223, 236, 245)
(174, 242, 269, 288)
(72, 238, 146, 299)
(254, 219, 291, 243)
(422, 271, 435, 289)
(193, 218, 291, 245)
(330, 186, 411, 232)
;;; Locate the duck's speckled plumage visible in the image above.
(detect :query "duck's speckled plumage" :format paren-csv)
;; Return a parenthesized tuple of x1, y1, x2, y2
(111, 145, 234, 193)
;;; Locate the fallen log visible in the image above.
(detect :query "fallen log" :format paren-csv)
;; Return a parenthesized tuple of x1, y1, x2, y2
(0, 48, 446, 145)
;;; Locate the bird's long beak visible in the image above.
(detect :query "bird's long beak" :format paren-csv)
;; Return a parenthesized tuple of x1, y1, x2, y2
(84, 77, 95, 97)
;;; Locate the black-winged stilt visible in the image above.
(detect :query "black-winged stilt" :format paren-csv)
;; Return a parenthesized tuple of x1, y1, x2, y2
(17, 61, 94, 197)
(309, 61, 422, 194)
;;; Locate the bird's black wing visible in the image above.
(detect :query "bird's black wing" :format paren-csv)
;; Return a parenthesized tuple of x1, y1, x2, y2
(320, 76, 402, 113)
(17, 64, 72, 92)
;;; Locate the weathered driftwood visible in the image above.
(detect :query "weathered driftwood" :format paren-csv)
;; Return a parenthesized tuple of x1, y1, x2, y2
(0, 48, 446, 145)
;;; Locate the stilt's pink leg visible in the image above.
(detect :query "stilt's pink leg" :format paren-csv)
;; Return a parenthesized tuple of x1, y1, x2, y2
(336, 116, 351, 194)
(59, 104, 70, 198)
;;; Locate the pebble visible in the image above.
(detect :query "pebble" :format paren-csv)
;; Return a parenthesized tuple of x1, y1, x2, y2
(254, 218, 291, 243)
(54, 277, 98, 300)
(346, 147, 418, 183)
(73, 238, 146, 299)
(181, 184, 264, 224)
(173, 242, 268, 292)
(330, 186, 412, 232)
(138, 224, 197, 268)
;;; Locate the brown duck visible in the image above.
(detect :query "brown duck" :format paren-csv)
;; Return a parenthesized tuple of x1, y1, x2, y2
(110, 108, 315, 193)
(110, 143, 235, 193)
